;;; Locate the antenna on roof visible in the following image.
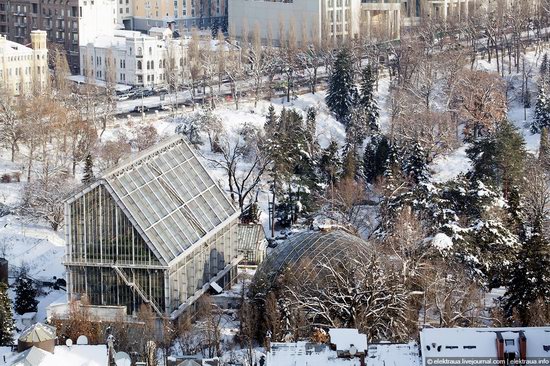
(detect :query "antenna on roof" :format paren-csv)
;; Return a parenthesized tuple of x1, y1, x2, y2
(114, 352, 132, 366)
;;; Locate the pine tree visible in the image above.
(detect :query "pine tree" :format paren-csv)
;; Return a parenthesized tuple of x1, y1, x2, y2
(363, 135, 390, 183)
(539, 127, 550, 170)
(82, 153, 94, 184)
(402, 141, 429, 183)
(341, 143, 359, 181)
(326, 48, 357, 125)
(540, 53, 549, 77)
(265, 104, 278, 136)
(467, 120, 526, 198)
(532, 84, 550, 134)
(358, 65, 380, 132)
(0, 282, 14, 345)
(320, 140, 341, 185)
(504, 216, 550, 325)
(14, 274, 38, 315)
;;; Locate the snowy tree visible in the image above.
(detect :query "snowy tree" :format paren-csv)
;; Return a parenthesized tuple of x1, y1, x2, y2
(467, 120, 526, 199)
(402, 141, 430, 183)
(504, 216, 550, 326)
(358, 65, 380, 132)
(0, 282, 13, 345)
(81, 153, 94, 184)
(319, 141, 341, 185)
(363, 135, 391, 183)
(282, 255, 413, 342)
(22, 173, 74, 231)
(326, 48, 358, 125)
(14, 273, 38, 315)
(531, 84, 550, 134)
(540, 53, 549, 78)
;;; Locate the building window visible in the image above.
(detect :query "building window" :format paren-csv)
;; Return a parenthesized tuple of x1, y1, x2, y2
(504, 340, 514, 346)
(137, 60, 142, 70)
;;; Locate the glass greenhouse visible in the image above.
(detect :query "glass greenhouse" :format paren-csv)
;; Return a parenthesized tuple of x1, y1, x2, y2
(64, 136, 246, 319)
(252, 229, 371, 291)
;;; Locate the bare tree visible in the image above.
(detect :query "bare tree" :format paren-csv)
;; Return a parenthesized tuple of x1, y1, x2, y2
(207, 124, 270, 211)
(0, 87, 24, 162)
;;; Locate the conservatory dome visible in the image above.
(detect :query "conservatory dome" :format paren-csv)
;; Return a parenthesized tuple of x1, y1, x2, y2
(251, 229, 371, 292)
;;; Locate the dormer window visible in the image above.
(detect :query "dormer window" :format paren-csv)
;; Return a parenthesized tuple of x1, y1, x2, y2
(505, 340, 515, 346)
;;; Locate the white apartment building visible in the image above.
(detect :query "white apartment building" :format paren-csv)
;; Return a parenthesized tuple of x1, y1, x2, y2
(0, 30, 48, 96)
(228, 0, 400, 45)
(80, 28, 234, 87)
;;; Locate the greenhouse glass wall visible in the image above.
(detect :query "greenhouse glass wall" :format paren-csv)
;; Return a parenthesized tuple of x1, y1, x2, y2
(64, 136, 243, 319)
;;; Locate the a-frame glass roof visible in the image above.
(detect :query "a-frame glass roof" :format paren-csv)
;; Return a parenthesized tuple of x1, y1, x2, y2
(103, 136, 237, 264)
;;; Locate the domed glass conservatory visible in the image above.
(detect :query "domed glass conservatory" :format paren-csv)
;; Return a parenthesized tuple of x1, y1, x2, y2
(251, 229, 371, 292)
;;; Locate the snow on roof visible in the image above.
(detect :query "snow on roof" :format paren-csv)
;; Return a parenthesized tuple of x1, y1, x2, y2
(329, 329, 368, 353)
(19, 323, 56, 343)
(87, 34, 126, 48)
(10, 346, 50, 366)
(268, 342, 361, 366)
(177, 360, 201, 366)
(420, 327, 550, 358)
(76, 135, 238, 265)
(0, 37, 34, 55)
(67, 75, 132, 91)
(366, 343, 420, 366)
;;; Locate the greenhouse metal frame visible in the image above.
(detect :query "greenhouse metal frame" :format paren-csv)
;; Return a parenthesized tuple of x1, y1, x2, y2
(64, 136, 242, 319)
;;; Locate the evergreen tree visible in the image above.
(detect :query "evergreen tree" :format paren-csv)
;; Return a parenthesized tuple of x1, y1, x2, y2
(358, 65, 380, 132)
(504, 216, 550, 325)
(363, 135, 390, 183)
(265, 104, 278, 136)
(341, 143, 359, 181)
(320, 141, 341, 185)
(0, 282, 13, 345)
(467, 120, 526, 198)
(540, 53, 549, 77)
(326, 48, 357, 125)
(82, 153, 94, 184)
(14, 274, 38, 315)
(402, 141, 429, 183)
(532, 84, 550, 134)
(539, 127, 550, 170)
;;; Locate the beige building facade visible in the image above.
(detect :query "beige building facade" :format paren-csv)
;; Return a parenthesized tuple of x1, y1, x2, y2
(228, 0, 400, 45)
(0, 29, 48, 95)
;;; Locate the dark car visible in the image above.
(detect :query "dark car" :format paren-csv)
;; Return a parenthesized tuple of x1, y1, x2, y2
(133, 105, 149, 113)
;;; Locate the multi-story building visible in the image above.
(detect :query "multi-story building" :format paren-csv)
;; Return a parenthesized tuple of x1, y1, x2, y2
(80, 27, 234, 87)
(126, 0, 228, 33)
(0, 29, 48, 95)
(0, 0, 117, 73)
(227, 0, 400, 45)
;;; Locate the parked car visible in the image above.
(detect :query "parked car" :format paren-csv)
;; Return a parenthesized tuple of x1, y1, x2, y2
(133, 105, 150, 113)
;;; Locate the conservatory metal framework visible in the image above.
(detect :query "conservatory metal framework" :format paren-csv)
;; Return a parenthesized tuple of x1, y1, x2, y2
(64, 136, 242, 319)
(253, 229, 372, 289)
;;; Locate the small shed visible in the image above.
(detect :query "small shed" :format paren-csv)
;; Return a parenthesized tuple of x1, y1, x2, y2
(17, 323, 56, 353)
(237, 224, 267, 265)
